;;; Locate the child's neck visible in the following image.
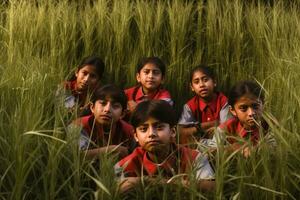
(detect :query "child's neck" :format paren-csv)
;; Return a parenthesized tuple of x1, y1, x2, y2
(147, 144, 173, 164)
(142, 86, 158, 96)
(95, 121, 116, 135)
(198, 93, 216, 103)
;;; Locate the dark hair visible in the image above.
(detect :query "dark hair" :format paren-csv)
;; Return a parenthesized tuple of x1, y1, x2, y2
(189, 64, 215, 83)
(136, 57, 166, 77)
(70, 56, 105, 80)
(91, 84, 127, 110)
(228, 80, 265, 107)
(131, 100, 177, 128)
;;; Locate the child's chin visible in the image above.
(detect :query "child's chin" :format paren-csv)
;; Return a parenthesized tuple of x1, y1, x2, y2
(100, 120, 112, 126)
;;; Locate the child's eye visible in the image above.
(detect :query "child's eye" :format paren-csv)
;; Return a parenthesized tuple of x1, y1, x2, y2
(156, 125, 165, 130)
(152, 70, 161, 76)
(155, 123, 166, 130)
(202, 77, 209, 82)
(143, 69, 150, 74)
(138, 126, 147, 132)
(112, 103, 122, 109)
(89, 73, 98, 80)
(239, 105, 247, 112)
(192, 79, 199, 84)
(252, 103, 260, 110)
(82, 71, 89, 76)
(99, 100, 107, 106)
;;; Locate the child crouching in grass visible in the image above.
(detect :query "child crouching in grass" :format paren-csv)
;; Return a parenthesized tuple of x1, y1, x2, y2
(209, 80, 276, 157)
(114, 100, 215, 193)
(68, 84, 136, 160)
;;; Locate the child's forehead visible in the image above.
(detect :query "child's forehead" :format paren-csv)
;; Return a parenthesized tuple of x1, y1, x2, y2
(193, 70, 211, 79)
(141, 63, 161, 71)
(137, 117, 164, 126)
(98, 96, 119, 104)
(236, 94, 262, 104)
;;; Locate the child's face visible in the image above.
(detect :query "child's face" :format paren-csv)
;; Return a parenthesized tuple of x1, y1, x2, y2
(75, 65, 100, 92)
(230, 94, 263, 130)
(134, 117, 175, 154)
(190, 70, 216, 101)
(136, 63, 163, 94)
(90, 98, 124, 127)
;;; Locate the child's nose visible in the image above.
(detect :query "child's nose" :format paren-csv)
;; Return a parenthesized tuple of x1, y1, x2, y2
(248, 108, 256, 116)
(148, 127, 157, 137)
(103, 102, 112, 112)
(148, 71, 154, 78)
(83, 74, 90, 82)
(199, 80, 205, 87)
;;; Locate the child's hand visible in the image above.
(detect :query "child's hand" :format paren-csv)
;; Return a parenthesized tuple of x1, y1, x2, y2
(205, 127, 216, 137)
(241, 146, 251, 158)
(127, 100, 137, 112)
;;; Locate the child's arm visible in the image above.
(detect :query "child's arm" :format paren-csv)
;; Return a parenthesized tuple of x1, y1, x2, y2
(118, 177, 141, 193)
(193, 153, 216, 191)
(179, 121, 218, 144)
(178, 104, 219, 143)
(209, 128, 253, 158)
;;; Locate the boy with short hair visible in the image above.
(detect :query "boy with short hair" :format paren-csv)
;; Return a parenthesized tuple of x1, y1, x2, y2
(69, 84, 135, 159)
(114, 100, 215, 192)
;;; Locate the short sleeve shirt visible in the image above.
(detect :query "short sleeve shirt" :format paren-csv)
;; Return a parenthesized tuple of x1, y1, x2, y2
(114, 146, 214, 180)
(209, 117, 263, 148)
(56, 80, 91, 117)
(125, 86, 174, 106)
(70, 115, 134, 150)
(178, 92, 231, 126)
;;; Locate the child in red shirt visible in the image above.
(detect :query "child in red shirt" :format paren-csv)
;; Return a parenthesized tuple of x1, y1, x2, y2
(115, 100, 215, 193)
(178, 65, 232, 144)
(124, 57, 173, 115)
(69, 84, 135, 160)
(57, 56, 105, 117)
(209, 80, 276, 157)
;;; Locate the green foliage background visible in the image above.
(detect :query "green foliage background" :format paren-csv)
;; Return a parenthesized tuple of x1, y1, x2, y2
(0, 0, 299, 199)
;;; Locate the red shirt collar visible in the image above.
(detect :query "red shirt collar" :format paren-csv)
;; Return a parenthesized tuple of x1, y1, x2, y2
(142, 147, 177, 176)
(236, 120, 260, 143)
(135, 86, 161, 101)
(198, 94, 217, 112)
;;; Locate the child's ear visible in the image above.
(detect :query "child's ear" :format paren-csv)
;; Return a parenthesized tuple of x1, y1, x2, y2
(136, 73, 141, 83)
(90, 102, 95, 114)
(213, 80, 217, 87)
(170, 126, 176, 138)
(134, 132, 139, 142)
(75, 69, 79, 78)
(120, 109, 128, 119)
(190, 83, 195, 92)
(229, 105, 237, 117)
(160, 75, 165, 83)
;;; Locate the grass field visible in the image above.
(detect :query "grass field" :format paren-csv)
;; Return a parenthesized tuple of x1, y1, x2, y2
(0, 0, 299, 199)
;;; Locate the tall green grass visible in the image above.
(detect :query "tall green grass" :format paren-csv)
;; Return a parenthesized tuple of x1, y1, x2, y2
(0, 0, 299, 199)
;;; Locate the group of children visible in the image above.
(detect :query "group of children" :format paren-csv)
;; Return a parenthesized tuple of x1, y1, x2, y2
(59, 55, 275, 193)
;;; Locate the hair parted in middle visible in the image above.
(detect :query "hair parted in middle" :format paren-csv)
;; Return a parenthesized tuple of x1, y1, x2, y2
(136, 56, 166, 77)
(91, 84, 127, 110)
(130, 100, 177, 128)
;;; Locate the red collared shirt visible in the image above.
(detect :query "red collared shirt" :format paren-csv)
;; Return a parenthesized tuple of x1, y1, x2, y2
(125, 85, 173, 106)
(114, 146, 214, 180)
(178, 92, 230, 125)
(218, 117, 261, 145)
(71, 115, 134, 150)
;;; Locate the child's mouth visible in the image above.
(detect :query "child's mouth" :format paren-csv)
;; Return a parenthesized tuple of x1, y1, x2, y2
(198, 89, 208, 95)
(100, 115, 111, 121)
(147, 140, 160, 145)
